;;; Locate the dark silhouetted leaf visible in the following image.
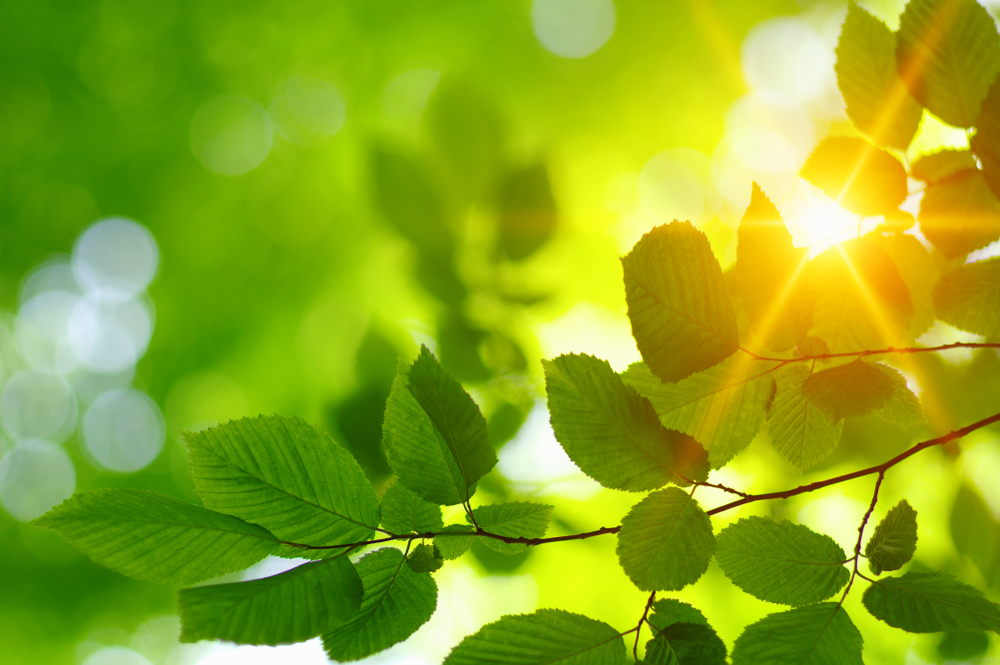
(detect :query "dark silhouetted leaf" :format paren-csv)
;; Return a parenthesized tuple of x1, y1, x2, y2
(800, 136, 908, 216)
(768, 364, 844, 471)
(407, 543, 444, 573)
(731, 603, 864, 665)
(865, 499, 918, 575)
(950, 485, 1000, 587)
(645, 623, 727, 665)
(648, 599, 711, 632)
(911, 149, 977, 183)
(499, 163, 557, 261)
(803, 360, 896, 421)
(933, 258, 1000, 338)
(371, 146, 453, 258)
(938, 631, 990, 660)
(920, 171, 1000, 258)
(974, 77, 1000, 199)
(863, 570, 1000, 633)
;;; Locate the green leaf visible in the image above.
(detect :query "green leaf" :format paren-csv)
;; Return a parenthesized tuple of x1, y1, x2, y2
(716, 516, 850, 606)
(938, 631, 991, 660)
(184, 415, 380, 554)
(911, 149, 978, 183)
(622, 355, 777, 469)
(648, 599, 710, 632)
(622, 221, 739, 383)
(322, 548, 437, 661)
(872, 369, 925, 426)
(863, 570, 1000, 633)
(380, 481, 444, 534)
(443, 608, 626, 665)
(802, 360, 896, 421)
(865, 500, 918, 575)
(735, 183, 812, 352)
(870, 232, 938, 340)
(835, 2, 923, 149)
(178, 556, 362, 645)
(897, 0, 1000, 128)
(645, 623, 727, 665)
(383, 347, 498, 505)
(973, 77, 1000, 199)
(950, 485, 1000, 586)
(499, 163, 558, 261)
(807, 237, 913, 351)
(407, 543, 444, 573)
(435, 524, 476, 560)
(799, 136, 908, 216)
(32, 488, 280, 585)
(919, 171, 1000, 258)
(933, 258, 1000, 338)
(768, 365, 844, 471)
(468, 502, 553, 555)
(617, 487, 715, 591)
(545, 353, 706, 492)
(731, 603, 864, 665)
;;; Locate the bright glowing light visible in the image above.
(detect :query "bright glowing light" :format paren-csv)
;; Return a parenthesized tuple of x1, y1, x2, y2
(0, 369, 77, 443)
(498, 400, 587, 486)
(638, 148, 711, 225)
(535, 301, 640, 371)
(741, 17, 835, 105)
(19, 258, 84, 305)
(531, 0, 616, 59)
(73, 218, 159, 302)
(194, 639, 330, 665)
(68, 297, 154, 374)
(82, 388, 165, 473)
(0, 439, 75, 522)
(15, 290, 83, 373)
(269, 76, 346, 144)
(190, 94, 273, 176)
(725, 94, 816, 174)
(81, 646, 153, 665)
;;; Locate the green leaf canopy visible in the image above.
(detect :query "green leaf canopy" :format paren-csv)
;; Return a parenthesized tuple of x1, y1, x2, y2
(731, 603, 864, 665)
(897, 0, 1000, 128)
(383, 347, 498, 505)
(545, 353, 706, 491)
(323, 548, 438, 661)
(185, 416, 380, 553)
(469, 502, 553, 554)
(863, 571, 1000, 633)
(865, 499, 918, 575)
(835, 2, 923, 150)
(768, 365, 844, 471)
(617, 487, 715, 591)
(622, 221, 739, 384)
(178, 557, 363, 645)
(716, 516, 850, 606)
(919, 171, 1000, 259)
(802, 360, 897, 421)
(32, 488, 280, 585)
(443, 609, 626, 665)
(933, 258, 1000, 338)
(380, 481, 444, 535)
(799, 136, 908, 216)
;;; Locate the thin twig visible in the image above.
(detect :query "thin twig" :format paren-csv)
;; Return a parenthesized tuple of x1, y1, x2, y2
(838, 470, 885, 608)
(740, 341, 1000, 365)
(633, 591, 657, 661)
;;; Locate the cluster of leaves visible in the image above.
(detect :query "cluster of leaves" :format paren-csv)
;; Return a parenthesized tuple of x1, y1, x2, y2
(29, 0, 1000, 662)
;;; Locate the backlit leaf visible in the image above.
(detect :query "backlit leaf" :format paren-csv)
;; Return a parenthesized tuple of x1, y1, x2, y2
(407, 543, 444, 573)
(799, 136, 908, 216)
(919, 171, 1000, 258)
(717, 516, 850, 606)
(863, 570, 1000, 633)
(648, 599, 710, 632)
(731, 603, 864, 665)
(645, 623, 727, 665)
(468, 502, 552, 554)
(616, 487, 715, 591)
(435, 524, 475, 560)
(178, 556, 362, 645)
(865, 500, 918, 575)
(973, 77, 1000, 199)
(950, 485, 1000, 586)
(768, 365, 844, 471)
(911, 149, 977, 183)
(870, 232, 938, 340)
(622, 221, 739, 383)
(802, 360, 896, 421)
(933, 258, 1000, 338)
(380, 481, 444, 535)
(499, 163, 558, 261)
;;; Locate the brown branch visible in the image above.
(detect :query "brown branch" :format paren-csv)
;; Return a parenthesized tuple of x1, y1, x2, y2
(740, 341, 1000, 365)
(281, 525, 622, 552)
(633, 591, 657, 661)
(837, 471, 886, 607)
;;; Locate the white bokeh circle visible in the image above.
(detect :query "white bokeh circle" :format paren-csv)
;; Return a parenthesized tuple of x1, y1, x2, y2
(15, 290, 84, 372)
(68, 297, 154, 374)
(72, 218, 159, 302)
(81, 646, 154, 665)
(269, 76, 346, 144)
(531, 0, 616, 59)
(0, 439, 75, 522)
(82, 388, 165, 472)
(190, 94, 273, 176)
(1, 369, 77, 442)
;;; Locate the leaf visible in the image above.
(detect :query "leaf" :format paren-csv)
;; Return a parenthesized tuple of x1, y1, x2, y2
(768, 365, 844, 471)
(933, 257, 1000, 338)
(735, 183, 812, 352)
(973, 77, 1000, 199)
(383, 347, 498, 506)
(178, 557, 362, 645)
(322, 548, 438, 661)
(865, 500, 918, 575)
(443, 608, 626, 665)
(184, 415, 380, 554)
(716, 516, 850, 606)
(622, 221, 739, 383)
(622, 355, 777, 469)
(645, 623, 727, 665)
(731, 603, 864, 665)
(407, 543, 444, 573)
(807, 236, 913, 351)
(380, 481, 444, 534)
(545, 353, 706, 492)
(862, 570, 1000, 633)
(802, 360, 896, 421)
(835, 2, 923, 149)
(435, 524, 476, 560)
(468, 502, 553, 555)
(799, 136, 908, 216)
(31, 488, 280, 585)
(950, 485, 1000, 586)
(897, 0, 1000, 128)
(499, 163, 558, 261)
(872, 367, 925, 426)
(938, 631, 991, 660)
(648, 599, 711, 632)
(911, 149, 978, 183)
(870, 232, 938, 340)
(919, 171, 1000, 258)
(616, 487, 715, 591)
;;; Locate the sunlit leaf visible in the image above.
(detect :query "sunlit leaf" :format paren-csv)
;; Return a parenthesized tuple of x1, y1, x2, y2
(622, 221, 739, 383)
(871, 232, 938, 340)
(647, 599, 711, 632)
(616, 487, 715, 591)
(622, 355, 776, 469)
(933, 258, 1000, 338)
(911, 149, 977, 183)
(865, 499, 918, 575)
(731, 603, 864, 665)
(443, 609, 626, 665)
(973, 77, 1000, 199)
(836, 2, 923, 149)
(545, 353, 706, 491)
(919, 171, 1000, 258)
(803, 359, 896, 421)
(863, 570, 1000, 633)
(872, 368, 925, 426)
(799, 136, 908, 216)
(645, 623, 727, 665)
(897, 0, 1000, 128)
(32, 488, 280, 585)
(499, 163, 558, 261)
(178, 557, 362, 645)
(716, 516, 850, 606)
(379, 481, 444, 535)
(468, 502, 552, 554)
(768, 365, 844, 471)
(184, 416, 380, 554)
(322, 548, 437, 661)
(407, 543, 444, 573)
(434, 524, 476, 560)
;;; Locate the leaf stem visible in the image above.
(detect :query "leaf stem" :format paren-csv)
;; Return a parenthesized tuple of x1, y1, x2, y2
(740, 341, 1000, 365)
(633, 590, 657, 661)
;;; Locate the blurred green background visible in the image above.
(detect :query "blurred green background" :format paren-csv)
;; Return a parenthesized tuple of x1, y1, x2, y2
(2, 0, 1000, 663)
